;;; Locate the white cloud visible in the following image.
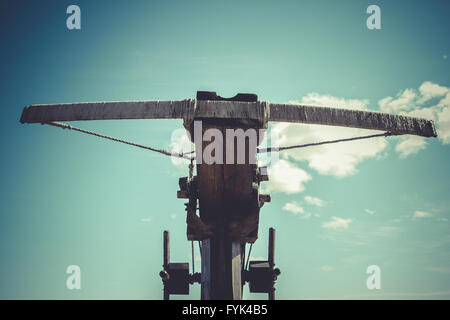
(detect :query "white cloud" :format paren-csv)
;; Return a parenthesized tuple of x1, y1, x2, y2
(304, 195, 324, 207)
(266, 83, 445, 178)
(395, 136, 427, 158)
(283, 202, 304, 214)
(274, 85, 450, 168)
(265, 84, 446, 179)
(376, 82, 450, 155)
(272, 93, 388, 177)
(272, 93, 387, 177)
(272, 123, 387, 177)
(265, 159, 311, 194)
(169, 128, 193, 166)
(379, 88, 417, 114)
(140, 217, 152, 223)
(319, 265, 334, 272)
(283, 201, 311, 218)
(437, 100, 450, 144)
(365, 209, 376, 215)
(413, 211, 431, 219)
(299, 92, 369, 111)
(322, 216, 352, 229)
(418, 81, 449, 103)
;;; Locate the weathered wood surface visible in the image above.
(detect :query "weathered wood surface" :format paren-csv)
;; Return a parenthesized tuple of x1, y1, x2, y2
(193, 101, 268, 128)
(200, 239, 211, 300)
(196, 120, 262, 299)
(269, 103, 437, 137)
(20, 99, 437, 137)
(231, 242, 242, 300)
(19, 100, 193, 123)
(196, 121, 261, 243)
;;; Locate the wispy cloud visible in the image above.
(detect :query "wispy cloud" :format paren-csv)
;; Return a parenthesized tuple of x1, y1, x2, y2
(395, 136, 427, 158)
(365, 209, 376, 215)
(304, 195, 324, 207)
(283, 201, 311, 219)
(322, 217, 352, 230)
(140, 217, 152, 223)
(413, 211, 431, 219)
(319, 265, 334, 272)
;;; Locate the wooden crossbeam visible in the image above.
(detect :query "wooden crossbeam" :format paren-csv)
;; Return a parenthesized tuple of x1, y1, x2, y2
(20, 99, 437, 137)
(19, 100, 193, 123)
(269, 103, 437, 138)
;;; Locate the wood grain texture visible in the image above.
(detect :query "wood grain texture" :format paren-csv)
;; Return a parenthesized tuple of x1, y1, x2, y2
(196, 119, 262, 299)
(21, 99, 436, 138)
(269, 103, 437, 137)
(20, 100, 192, 123)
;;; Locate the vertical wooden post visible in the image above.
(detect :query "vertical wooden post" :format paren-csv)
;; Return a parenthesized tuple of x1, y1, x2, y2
(200, 239, 211, 300)
(231, 242, 242, 300)
(163, 230, 170, 300)
(268, 228, 275, 300)
(192, 93, 263, 300)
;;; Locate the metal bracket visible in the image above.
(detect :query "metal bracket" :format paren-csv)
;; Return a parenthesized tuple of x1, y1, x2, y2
(159, 230, 201, 300)
(243, 228, 281, 299)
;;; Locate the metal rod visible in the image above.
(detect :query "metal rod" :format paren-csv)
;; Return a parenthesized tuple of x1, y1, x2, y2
(268, 228, 275, 301)
(163, 230, 170, 300)
(192, 241, 195, 274)
(245, 243, 253, 271)
(163, 230, 170, 267)
(268, 228, 275, 267)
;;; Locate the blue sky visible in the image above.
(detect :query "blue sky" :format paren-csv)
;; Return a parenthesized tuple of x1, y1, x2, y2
(0, 0, 449, 299)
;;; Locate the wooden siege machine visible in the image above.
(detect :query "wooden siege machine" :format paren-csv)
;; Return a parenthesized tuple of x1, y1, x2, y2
(20, 91, 437, 300)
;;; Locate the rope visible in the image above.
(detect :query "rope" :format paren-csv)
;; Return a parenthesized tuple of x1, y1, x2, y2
(44, 121, 194, 160)
(258, 131, 393, 153)
(44, 121, 393, 159)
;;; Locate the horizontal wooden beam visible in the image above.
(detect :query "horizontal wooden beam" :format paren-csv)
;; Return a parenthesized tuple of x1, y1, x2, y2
(20, 99, 437, 137)
(269, 103, 437, 138)
(19, 100, 193, 123)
